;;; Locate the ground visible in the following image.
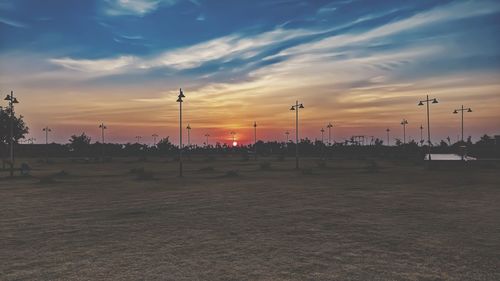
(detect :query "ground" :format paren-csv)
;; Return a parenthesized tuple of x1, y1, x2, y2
(1, 156, 499, 280)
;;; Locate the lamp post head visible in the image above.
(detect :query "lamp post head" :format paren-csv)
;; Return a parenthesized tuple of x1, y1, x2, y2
(432, 98, 438, 104)
(453, 110, 458, 114)
(299, 104, 304, 109)
(467, 108, 472, 112)
(386, 128, 390, 132)
(178, 88, 185, 98)
(254, 122, 257, 128)
(186, 124, 191, 130)
(290, 106, 295, 111)
(327, 123, 333, 128)
(418, 101, 424, 106)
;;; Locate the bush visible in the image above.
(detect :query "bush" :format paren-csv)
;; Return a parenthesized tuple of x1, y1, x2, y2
(301, 168, 314, 175)
(224, 170, 239, 177)
(129, 167, 145, 174)
(316, 160, 327, 168)
(135, 170, 155, 181)
(259, 161, 271, 170)
(198, 166, 215, 173)
(364, 160, 379, 173)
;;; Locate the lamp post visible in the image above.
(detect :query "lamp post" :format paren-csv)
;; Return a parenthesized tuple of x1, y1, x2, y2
(418, 95, 438, 160)
(42, 126, 51, 162)
(99, 123, 107, 160)
(285, 131, 290, 143)
(230, 131, 236, 147)
(290, 100, 304, 169)
(386, 128, 390, 146)
(419, 125, 424, 146)
(204, 133, 210, 147)
(253, 122, 257, 160)
(177, 88, 185, 177)
(4, 91, 19, 177)
(152, 134, 159, 147)
(326, 123, 333, 146)
(186, 124, 191, 147)
(400, 119, 408, 144)
(135, 136, 142, 144)
(453, 105, 472, 143)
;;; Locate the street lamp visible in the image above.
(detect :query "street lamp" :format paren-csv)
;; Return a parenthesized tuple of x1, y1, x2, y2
(320, 128, 325, 143)
(177, 88, 185, 177)
(453, 105, 472, 142)
(99, 123, 107, 160)
(4, 91, 19, 177)
(152, 134, 159, 147)
(204, 133, 210, 147)
(400, 119, 408, 144)
(253, 121, 257, 160)
(386, 128, 390, 146)
(326, 123, 333, 146)
(186, 124, 191, 147)
(419, 125, 424, 146)
(230, 131, 236, 146)
(290, 100, 304, 169)
(418, 95, 438, 160)
(135, 136, 142, 144)
(42, 126, 52, 162)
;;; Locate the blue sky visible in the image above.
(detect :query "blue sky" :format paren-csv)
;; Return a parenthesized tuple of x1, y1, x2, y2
(1, 0, 500, 144)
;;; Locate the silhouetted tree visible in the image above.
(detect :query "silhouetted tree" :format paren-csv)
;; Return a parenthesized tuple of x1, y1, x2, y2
(0, 107, 29, 145)
(68, 133, 91, 155)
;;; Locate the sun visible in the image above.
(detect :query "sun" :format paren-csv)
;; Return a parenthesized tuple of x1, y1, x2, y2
(232, 141, 238, 147)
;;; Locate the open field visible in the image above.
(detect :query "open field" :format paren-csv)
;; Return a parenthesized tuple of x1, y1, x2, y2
(1, 156, 499, 280)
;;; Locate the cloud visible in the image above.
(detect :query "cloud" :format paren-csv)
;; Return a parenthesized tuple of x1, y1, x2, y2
(0, 16, 27, 28)
(103, 0, 179, 16)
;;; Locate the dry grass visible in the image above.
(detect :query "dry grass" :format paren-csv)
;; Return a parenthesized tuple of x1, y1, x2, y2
(1, 156, 499, 280)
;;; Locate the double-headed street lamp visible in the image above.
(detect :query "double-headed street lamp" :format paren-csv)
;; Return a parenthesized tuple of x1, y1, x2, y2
(418, 95, 438, 160)
(386, 128, 390, 146)
(186, 124, 191, 147)
(204, 133, 210, 147)
(253, 121, 257, 160)
(42, 126, 52, 162)
(177, 88, 185, 177)
(320, 128, 325, 143)
(453, 105, 472, 142)
(290, 100, 304, 169)
(326, 123, 333, 146)
(419, 124, 424, 146)
(99, 123, 107, 160)
(4, 91, 19, 177)
(152, 134, 159, 147)
(400, 119, 408, 144)
(135, 136, 142, 144)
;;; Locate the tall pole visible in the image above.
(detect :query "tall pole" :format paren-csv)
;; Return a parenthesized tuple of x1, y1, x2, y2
(386, 128, 390, 146)
(186, 124, 191, 147)
(420, 125, 423, 146)
(99, 123, 106, 160)
(453, 105, 472, 143)
(295, 101, 299, 169)
(327, 123, 333, 146)
(177, 88, 185, 177)
(418, 95, 438, 161)
(401, 119, 408, 144)
(43, 126, 51, 162)
(204, 133, 209, 147)
(253, 121, 257, 160)
(290, 100, 304, 169)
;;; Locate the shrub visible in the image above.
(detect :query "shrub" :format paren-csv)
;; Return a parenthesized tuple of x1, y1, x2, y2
(301, 168, 314, 175)
(198, 166, 215, 173)
(259, 161, 271, 170)
(316, 160, 327, 168)
(135, 170, 155, 181)
(224, 170, 239, 177)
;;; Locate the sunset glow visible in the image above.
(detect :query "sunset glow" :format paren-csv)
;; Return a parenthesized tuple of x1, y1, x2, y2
(1, 0, 499, 144)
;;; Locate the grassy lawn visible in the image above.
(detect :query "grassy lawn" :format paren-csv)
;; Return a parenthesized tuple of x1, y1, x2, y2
(1, 156, 499, 280)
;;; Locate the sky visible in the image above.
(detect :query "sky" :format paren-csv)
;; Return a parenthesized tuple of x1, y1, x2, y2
(1, 0, 499, 145)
